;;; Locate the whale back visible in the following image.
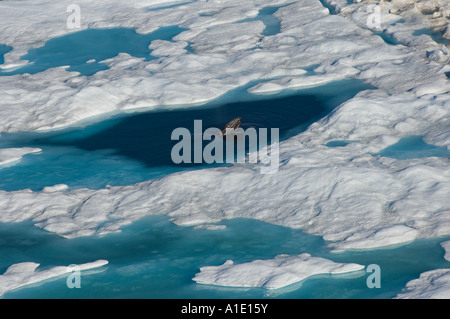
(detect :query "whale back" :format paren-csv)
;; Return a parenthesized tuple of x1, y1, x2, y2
(221, 117, 242, 136)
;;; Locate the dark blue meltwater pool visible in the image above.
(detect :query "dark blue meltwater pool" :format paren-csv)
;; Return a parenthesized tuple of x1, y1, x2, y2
(0, 79, 373, 191)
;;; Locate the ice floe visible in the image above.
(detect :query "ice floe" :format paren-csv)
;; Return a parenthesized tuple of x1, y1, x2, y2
(193, 253, 364, 289)
(0, 260, 108, 297)
(0, 148, 41, 167)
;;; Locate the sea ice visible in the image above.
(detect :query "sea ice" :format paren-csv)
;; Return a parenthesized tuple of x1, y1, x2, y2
(396, 268, 450, 299)
(192, 253, 364, 289)
(0, 148, 41, 167)
(0, 260, 108, 297)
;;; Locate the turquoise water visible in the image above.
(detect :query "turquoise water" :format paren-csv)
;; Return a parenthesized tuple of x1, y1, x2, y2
(325, 140, 357, 148)
(0, 3, 284, 77)
(0, 26, 185, 76)
(377, 135, 450, 159)
(0, 44, 12, 65)
(0, 146, 178, 192)
(1, 216, 449, 299)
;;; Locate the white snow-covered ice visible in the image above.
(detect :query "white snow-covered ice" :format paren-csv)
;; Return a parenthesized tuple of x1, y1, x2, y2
(0, 0, 449, 297)
(0, 260, 108, 297)
(396, 268, 450, 299)
(193, 253, 364, 289)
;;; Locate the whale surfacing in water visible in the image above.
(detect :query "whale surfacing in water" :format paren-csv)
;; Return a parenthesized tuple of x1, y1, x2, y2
(221, 117, 242, 137)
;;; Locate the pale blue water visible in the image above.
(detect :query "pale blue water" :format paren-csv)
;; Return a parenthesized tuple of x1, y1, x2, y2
(325, 140, 357, 148)
(377, 135, 450, 159)
(1, 216, 449, 299)
(1, 23, 448, 299)
(0, 26, 185, 76)
(249, 6, 283, 37)
(0, 146, 177, 192)
(326, 136, 450, 160)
